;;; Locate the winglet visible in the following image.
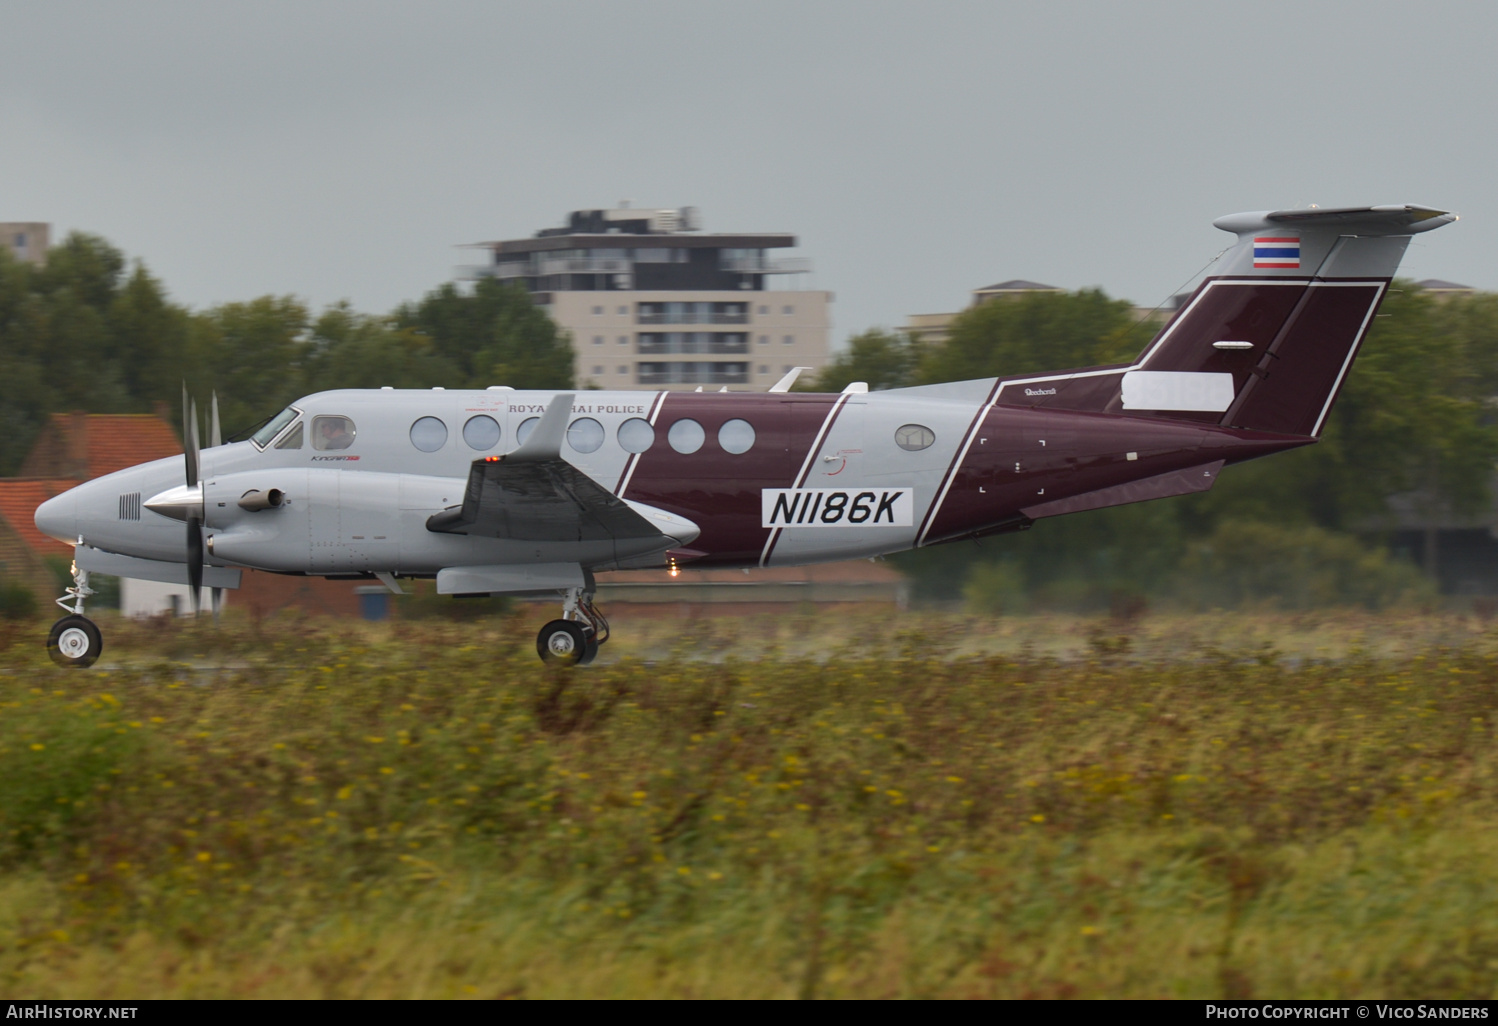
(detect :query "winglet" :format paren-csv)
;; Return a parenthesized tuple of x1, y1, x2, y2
(507, 393, 574, 462)
(769, 367, 812, 393)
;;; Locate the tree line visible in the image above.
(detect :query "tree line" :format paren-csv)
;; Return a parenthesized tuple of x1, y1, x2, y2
(4, 230, 1494, 609)
(805, 285, 1498, 608)
(0, 233, 573, 473)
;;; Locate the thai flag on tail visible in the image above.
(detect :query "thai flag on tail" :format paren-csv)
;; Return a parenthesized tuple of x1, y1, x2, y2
(1254, 236, 1301, 269)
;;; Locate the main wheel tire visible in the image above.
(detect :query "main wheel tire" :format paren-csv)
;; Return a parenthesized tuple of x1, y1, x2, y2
(47, 615, 102, 668)
(578, 632, 600, 666)
(537, 619, 588, 666)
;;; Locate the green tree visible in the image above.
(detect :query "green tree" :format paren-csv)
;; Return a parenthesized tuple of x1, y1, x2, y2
(803, 329, 920, 392)
(917, 288, 1141, 385)
(190, 297, 311, 437)
(304, 303, 461, 392)
(394, 279, 574, 389)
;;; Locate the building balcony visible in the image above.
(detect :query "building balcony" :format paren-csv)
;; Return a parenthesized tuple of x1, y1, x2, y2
(720, 256, 813, 274)
(638, 333, 749, 355)
(636, 310, 749, 325)
(637, 362, 750, 386)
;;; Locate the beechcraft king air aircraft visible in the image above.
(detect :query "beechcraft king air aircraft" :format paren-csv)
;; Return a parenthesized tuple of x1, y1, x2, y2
(34, 203, 1457, 665)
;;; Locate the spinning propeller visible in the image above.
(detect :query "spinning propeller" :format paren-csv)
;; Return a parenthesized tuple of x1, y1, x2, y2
(177, 387, 222, 618)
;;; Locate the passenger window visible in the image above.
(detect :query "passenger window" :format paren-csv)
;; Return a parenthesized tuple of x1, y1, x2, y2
(312, 416, 356, 451)
(274, 423, 304, 449)
(667, 419, 705, 454)
(718, 419, 755, 455)
(895, 424, 935, 451)
(567, 417, 605, 454)
(409, 416, 448, 453)
(516, 417, 540, 446)
(617, 418, 655, 453)
(463, 415, 501, 450)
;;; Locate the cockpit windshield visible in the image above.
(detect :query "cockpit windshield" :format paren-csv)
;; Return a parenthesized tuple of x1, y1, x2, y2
(250, 406, 301, 449)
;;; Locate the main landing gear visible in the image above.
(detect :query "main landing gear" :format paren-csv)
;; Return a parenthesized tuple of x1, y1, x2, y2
(536, 575, 610, 667)
(47, 558, 102, 668)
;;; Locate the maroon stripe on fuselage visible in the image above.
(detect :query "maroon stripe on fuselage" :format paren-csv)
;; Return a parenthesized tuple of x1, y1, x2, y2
(1226, 283, 1385, 436)
(620, 392, 842, 567)
(920, 405, 1308, 545)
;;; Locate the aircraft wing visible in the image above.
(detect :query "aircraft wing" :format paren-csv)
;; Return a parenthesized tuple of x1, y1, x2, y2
(424, 393, 687, 546)
(426, 455, 669, 543)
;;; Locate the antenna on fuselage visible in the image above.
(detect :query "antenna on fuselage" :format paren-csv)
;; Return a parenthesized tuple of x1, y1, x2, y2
(769, 367, 812, 393)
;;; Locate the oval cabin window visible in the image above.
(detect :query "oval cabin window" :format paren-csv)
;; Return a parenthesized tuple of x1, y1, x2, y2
(515, 417, 540, 446)
(718, 418, 755, 455)
(567, 417, 605, 454)
(667, 419, 705, 454)
(409, 416, 448, 452)
(617, 418, 655, 453)
(462, 415, 501, 450)
(895, 424, 936, 451)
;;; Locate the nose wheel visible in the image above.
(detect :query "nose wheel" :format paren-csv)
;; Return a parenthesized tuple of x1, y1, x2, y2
(47, 614, 102, 668)
(535, 575, 608, 666)
(46, 555, 102, 668)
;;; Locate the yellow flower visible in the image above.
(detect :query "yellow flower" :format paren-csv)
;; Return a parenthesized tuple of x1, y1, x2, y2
(196, 852, 212, 863)
(1030, 814, 1046, 824)
(29, 743, 44, 751)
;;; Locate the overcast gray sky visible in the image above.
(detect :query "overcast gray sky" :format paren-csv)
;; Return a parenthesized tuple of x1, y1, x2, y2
(4, 0, 1493, 346)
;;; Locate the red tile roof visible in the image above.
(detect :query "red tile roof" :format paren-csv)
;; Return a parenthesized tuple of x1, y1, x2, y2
(0, 479, 78, 557)
(76, 415, 182, 478)
(18, 413, 182, 481)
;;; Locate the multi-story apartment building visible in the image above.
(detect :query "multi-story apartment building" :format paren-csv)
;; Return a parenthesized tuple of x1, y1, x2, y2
(462, 206, 830, 390)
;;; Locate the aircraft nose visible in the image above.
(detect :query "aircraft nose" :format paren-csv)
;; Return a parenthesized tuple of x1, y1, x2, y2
(34, 489, 79, 546)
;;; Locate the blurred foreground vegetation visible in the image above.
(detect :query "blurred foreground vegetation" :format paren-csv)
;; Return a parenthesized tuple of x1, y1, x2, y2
(4, 610, 1498, 998)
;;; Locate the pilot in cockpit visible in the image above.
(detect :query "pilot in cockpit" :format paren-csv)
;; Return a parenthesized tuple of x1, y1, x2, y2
(316, 416, 355, 451)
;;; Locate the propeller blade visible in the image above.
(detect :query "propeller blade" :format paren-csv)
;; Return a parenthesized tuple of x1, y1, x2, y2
(185, 398, 200, 488)
(210, 392, 222, 448)
(186, 517, 203, 617)
(211, 586, 223, 622)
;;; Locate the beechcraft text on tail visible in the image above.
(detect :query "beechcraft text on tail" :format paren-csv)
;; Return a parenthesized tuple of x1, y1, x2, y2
(33, 203, 1458, 665)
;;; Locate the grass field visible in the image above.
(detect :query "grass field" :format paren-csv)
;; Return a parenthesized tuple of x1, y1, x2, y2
(3, 608, 1498, 999)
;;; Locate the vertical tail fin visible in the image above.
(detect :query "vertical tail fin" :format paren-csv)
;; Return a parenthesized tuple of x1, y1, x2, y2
(1128, 205, 1456, 436)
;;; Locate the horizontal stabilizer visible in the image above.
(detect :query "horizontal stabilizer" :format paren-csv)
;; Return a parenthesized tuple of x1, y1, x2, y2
(1020, 460, 1223, 520)
(1213, 204, 1457, 236)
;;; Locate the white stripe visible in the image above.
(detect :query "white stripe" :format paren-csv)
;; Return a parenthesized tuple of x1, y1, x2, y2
(615, 391, 667, 498)
(916, 383, 1001, 547)
(1311, 280, 1386, 436)
(759, 393, 852, 567)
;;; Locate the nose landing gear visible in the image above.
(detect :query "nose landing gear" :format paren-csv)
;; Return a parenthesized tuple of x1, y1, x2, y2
(47, 556, 102, 668)
(535, 574, 609, 666)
